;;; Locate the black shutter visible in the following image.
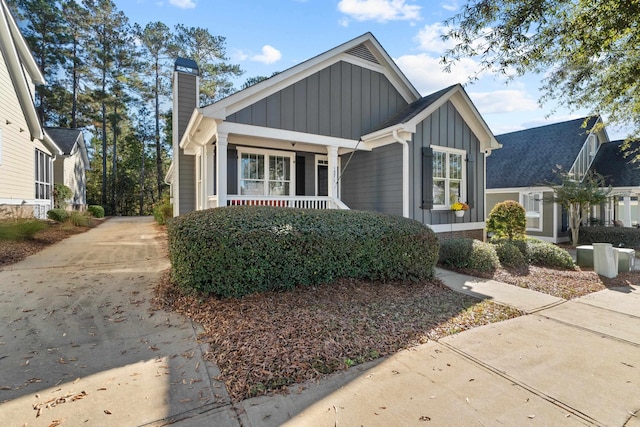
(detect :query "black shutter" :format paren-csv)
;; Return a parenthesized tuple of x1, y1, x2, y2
(421, 147, 433, 209)
(466, 155, 475, 209)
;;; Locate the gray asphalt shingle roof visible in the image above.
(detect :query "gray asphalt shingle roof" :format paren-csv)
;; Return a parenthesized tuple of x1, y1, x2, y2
(589, 139, 640, 187)
(487, 116, 598, 189)
(45, 127, 82, 155)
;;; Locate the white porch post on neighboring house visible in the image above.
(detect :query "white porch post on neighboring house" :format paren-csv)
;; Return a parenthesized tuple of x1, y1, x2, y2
(327, 146, 339, 200)
(205, 142, 214, 203)
(392, 130, 410, 218)
(217, 132, 228, 208)
(623, 195, 632, 227)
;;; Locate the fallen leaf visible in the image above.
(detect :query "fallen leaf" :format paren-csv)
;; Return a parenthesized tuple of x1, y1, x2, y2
(419, 416, 431, 421)
(104, 409, 112, 415)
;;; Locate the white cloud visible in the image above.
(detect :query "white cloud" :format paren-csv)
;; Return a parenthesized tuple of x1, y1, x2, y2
(337, 0, 421, 23)
(468, 90, 539, 114)
(441, 0, 458, 12)
(395, 53, 481, 94)
(415, 23, 456, 53)
(169, 0, 195, 8)
(251, 45, 282, 64)
(338, 17, 350, 27)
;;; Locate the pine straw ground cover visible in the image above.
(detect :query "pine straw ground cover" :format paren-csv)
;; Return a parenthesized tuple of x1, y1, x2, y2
(153, 272, 522, 402)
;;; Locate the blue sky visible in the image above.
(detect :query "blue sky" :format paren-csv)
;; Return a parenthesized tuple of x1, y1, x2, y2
(113, 0, 626, 139)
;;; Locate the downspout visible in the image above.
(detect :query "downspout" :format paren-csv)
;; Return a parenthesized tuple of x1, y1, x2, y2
(392, 130, 410, 218)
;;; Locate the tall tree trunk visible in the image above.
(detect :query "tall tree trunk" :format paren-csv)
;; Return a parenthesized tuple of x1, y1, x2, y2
(112, 103, 118, 214)
(154, 57, 162, 200)
(71, 37, 78, 128)
(101, 64, 107, 207)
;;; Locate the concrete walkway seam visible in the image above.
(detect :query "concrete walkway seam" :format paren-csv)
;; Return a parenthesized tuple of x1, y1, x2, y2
(539, 311, 640, 348)
(435, 340, 603, 426)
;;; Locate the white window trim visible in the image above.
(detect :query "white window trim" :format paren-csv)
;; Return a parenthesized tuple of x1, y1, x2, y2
(237, 146, 296, 196)
(431, 146, 467, 210)
(35, 149, 52, 201)
(521, 192, 543, 232)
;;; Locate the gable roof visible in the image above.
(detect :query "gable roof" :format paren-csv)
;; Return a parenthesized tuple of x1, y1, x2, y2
(0, 0, 45, 140)
(45, 127, 90, 167)
(201, 32, 421, 120)
(487, 116, 600, 189)
(589, 139, 640, 188)
(362, 84, 501, 152)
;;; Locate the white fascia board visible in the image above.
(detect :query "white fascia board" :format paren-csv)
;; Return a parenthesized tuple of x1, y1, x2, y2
(220, 122, 369, 151)
(486, 186, 552, 194)
(429, 222, 486, 233)
(165, 161, 175, 184)
(201, 33, 419, 120)
(2, 1, 44, 85)
(179, 109, 218, 154)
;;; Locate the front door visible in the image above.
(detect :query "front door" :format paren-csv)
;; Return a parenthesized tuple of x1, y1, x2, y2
(316, 156, 328, 196)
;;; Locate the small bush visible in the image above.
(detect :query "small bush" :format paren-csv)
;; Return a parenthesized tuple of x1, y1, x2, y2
(47, 208, 69, 223)
(168, 206, 439, 298)
(486, 200, 526, 240)
(87, 205, 105, 218)
(153, 197, 173, 225)
(439, 238, 500, 273)
(495, 241, 527, 268)
(526, 238, 575, 269)
(53, 183, 72, 209)
(68, 211, 91, 227)
(0, 220, 47, 241)
(579, 226, 640, 249)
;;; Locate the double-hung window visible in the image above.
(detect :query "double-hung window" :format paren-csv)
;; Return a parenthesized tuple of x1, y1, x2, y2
(432, 147, 465, 208)
(239, 148, 294, 196)
(521, 192, 542, 231)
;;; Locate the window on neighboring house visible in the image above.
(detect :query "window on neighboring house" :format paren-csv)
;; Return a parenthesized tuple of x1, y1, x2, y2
(35, 149, 52, 200)
(432, 147, 465, 208)
(239, 148, 293, 196)
(522, 192, 542, 231)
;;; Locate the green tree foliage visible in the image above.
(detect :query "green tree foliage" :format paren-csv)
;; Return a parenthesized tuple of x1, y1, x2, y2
(53, 183, 72, 209)
(486, 200, 526, 241)
(546, 172, 610, 246)
(443, 0, 640, 144)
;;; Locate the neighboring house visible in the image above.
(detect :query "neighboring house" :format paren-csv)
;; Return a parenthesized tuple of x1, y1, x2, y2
(487, 116, 614, 242)
(0, 0, 61, 219)
(46, 127, 90, 210)
(167, 33, 501, 239)
(589, 139, 640, 227)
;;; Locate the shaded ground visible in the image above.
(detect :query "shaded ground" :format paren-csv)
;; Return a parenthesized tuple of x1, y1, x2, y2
(153, 273, 523, 402)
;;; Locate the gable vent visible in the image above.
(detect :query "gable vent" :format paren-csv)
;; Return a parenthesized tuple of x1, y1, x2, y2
(345, 44, 380, 65)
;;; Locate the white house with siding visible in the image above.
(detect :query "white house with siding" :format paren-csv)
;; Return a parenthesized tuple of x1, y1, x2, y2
(46, 127, 90, 210)
(167, 33, 501, 239)
(0, 0, 61, 219)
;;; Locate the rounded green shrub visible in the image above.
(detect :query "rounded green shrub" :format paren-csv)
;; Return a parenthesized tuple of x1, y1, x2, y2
(168, 206, 439, 298)
(526, 238, 575, 269)
(495, 241, 527, 268)
(486, 200, 526, 240)
(53, 183, 72, 209)
(439, 238, 500, 273)
(47, 208, 69, 223)
(87, 205, 105, 218)
(153, 197, 173, 225)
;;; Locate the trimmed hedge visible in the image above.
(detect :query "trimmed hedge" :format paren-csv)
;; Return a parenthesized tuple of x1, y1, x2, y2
(579, 226, 640, 249)
(526, 238, 575, 269)
(495, 241, 527, 267)
(438, 238, 500, 273)
(47, 208, 69, 222)
(168, 206, 439, 298)
(88, 205, 105, 218)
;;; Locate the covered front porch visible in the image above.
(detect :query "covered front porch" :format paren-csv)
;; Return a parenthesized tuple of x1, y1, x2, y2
(181, 116, 367, 212)
(590, 191, 640, 227)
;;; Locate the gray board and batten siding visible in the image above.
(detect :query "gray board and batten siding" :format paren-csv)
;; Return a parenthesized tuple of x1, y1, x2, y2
(410, 101, 484, 226)
(174, 67, 197, 215)
(226, 61, 409, 140)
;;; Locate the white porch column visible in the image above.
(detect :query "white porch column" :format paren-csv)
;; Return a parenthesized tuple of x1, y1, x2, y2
(623, 195, 632, 227)
(217, 132, 228, 208)
(327, 146, 339, 200)
(205, 142, 215, 199)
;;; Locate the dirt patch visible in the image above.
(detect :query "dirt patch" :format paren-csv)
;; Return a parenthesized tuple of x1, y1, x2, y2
(0, 219, 104, 268)
(153, 272, 523, 402)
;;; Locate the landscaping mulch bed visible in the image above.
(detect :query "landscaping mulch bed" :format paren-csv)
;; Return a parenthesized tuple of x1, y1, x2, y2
(457, 264, 639, 300)
(153, 273, 523, 402)
(0, 220, 101, 268)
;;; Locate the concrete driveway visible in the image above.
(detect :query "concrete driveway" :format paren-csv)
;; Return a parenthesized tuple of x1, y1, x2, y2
(0, 217, 233, 426)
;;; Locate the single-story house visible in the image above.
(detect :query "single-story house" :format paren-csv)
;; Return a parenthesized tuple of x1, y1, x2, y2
(0, 0, 61, 219)
(166, 33, 501, 239)
(46, 127, 90, 210)
(486, 116, 631, 242)
(589, 139, 640, 227)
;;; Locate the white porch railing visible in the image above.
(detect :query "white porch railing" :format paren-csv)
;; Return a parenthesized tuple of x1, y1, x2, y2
(207, 195, 349, 210)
